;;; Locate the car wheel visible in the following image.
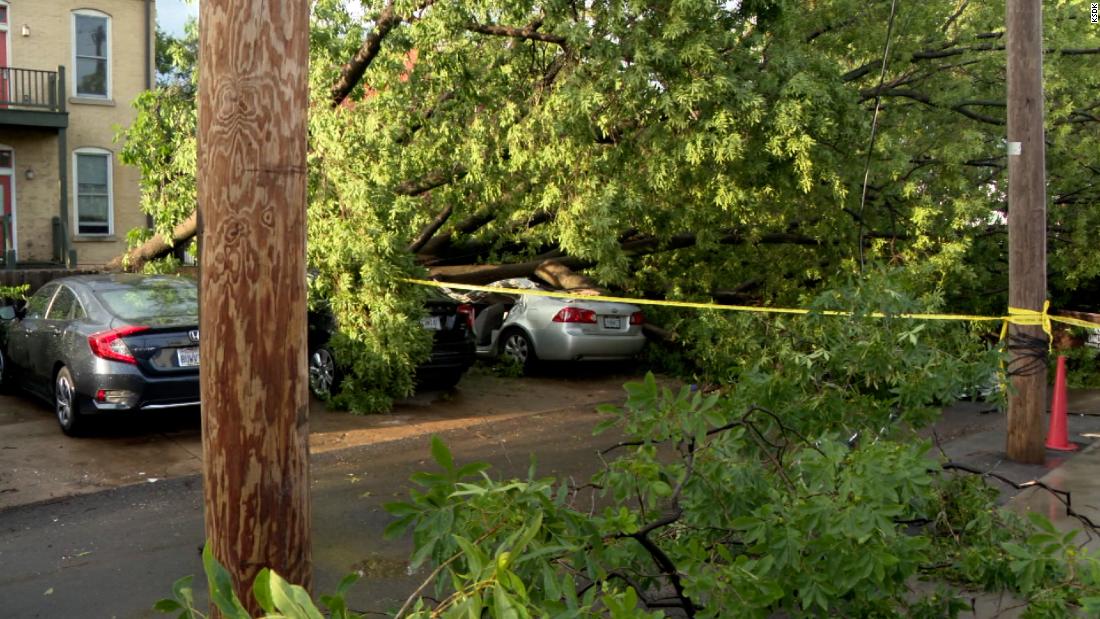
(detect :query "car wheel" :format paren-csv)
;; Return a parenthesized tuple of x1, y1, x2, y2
(308, 347, 341, 398)
(55, 366, 86, 437)
(500, 328, 536, 373)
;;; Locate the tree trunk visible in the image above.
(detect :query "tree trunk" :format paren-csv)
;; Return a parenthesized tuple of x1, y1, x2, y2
(104, 212, 198, 272)
(199, 0, 312, 613)
(428, 256, 591, 285)
(534, 259, 602, 294)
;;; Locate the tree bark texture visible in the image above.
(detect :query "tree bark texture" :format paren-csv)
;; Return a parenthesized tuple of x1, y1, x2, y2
(104, 212, 198, 272)
(198, 0, 312, 611)
(1005, 0, 1047, 464)
(534, 259, 602, 293)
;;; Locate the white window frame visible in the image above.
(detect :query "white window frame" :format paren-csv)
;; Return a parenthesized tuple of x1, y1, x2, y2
(0, 143, 17, 258)
(72, 147, 114, 237)
(71, 9, 112, 99)
(1, 2, 12, 96)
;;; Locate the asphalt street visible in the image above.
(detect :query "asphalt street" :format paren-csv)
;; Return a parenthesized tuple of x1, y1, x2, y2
(0, 405, 615, 618)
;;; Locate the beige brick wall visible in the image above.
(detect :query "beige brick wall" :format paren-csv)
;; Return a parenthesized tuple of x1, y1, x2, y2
(4, 0, 153, 266)
(1, 130, 62, 262)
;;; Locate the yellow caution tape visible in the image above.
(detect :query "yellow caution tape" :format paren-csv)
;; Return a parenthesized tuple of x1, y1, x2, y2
(401, 277, 1099, 335)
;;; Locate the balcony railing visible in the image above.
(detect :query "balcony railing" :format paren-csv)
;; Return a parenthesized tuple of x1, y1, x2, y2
(0, 67, 64, 112)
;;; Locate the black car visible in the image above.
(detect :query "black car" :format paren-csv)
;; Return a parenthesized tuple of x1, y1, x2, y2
(307, 289, 476, 398)
(0, 274, 200, 436)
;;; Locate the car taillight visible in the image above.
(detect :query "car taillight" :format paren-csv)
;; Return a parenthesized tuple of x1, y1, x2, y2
(456, 303, 475, 331)
(552, 307, 597, 323)
(630, 311, 645, 325)
(88, 325, 149, 364)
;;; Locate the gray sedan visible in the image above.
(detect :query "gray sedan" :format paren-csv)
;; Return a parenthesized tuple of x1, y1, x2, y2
(0, 274, 200, 436)
(467, 279, 647, 372)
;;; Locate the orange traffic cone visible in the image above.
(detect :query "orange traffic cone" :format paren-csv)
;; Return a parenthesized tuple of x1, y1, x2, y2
(1046, 355, 1078, 452)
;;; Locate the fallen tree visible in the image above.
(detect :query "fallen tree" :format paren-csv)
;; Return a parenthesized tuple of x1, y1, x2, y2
(105, 212, 198, 272)
(111, 0, 1100, 411)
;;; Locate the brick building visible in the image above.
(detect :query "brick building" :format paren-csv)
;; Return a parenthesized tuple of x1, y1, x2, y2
(0, 0, 153, 268)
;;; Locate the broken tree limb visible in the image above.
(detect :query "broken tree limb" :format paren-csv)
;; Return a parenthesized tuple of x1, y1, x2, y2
(105, 164, 466, 272)
(534, 259, 602, 294)
(428, 256, 590, 285)
(330, 0, 400, 108)
(418, 209, 556, 266)
(407, 204, 454, 253)
(104, 212, 198, 272)
(642, 322, 678, 343)
(416, 207, 497, 259)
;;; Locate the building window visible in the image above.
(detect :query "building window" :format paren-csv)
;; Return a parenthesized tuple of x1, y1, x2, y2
(73, 10, 110, 98)
(73, 148, 113, 236)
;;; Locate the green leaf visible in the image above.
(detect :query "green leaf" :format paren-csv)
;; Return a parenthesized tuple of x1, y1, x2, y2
(201, 543, 251, 619)
(455, 461, 490, 478)
(267, 569, 325, 619)
(384, 513, 417, 539)
(493, 583, 521, 619)
(152, 599, 183, 613)
(431, 436, 455, 474)
(252, 568, 276, 614)
(453, 535, 488, 576)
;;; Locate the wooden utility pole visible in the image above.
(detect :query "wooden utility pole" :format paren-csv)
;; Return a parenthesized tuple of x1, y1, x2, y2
(1005, 0, 1047, 464)
(198, 0, 312, 610)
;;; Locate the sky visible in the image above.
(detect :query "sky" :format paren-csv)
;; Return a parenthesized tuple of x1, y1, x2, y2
(156, 1, 366, 36)
(157, 0, 198, 37)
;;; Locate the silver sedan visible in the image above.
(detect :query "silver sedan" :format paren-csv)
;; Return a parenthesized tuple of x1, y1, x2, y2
(467, 279, 647, 371)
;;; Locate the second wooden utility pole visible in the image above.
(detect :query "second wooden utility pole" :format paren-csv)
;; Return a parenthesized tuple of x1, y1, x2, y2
(199, 0, 312, 611)
(1005, 0, 1048, 464)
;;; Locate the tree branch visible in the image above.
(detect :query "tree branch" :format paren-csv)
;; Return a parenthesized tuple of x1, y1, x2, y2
(105, 212, 198, 272)
(942, 462, 1100, 531)
(407, 205, 454, 253)
(615, 509, 698, 618)
(395, 166, 467, 196)
(330, 0, 401, 108)
(466, 22, 568, 48)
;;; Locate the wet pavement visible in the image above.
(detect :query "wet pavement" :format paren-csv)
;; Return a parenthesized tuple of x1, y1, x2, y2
(0, 395, 621, 618)
(1009, 389, 1100, 549)
(934, 389, 1100, 504)
(0, 367, 632, 510)
(3, 369, 1100, 618)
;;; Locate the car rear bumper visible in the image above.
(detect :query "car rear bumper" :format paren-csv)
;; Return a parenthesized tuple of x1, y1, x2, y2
(74, 361, 200, 414)
(533, 329, 646, 361)
(414, 339, 475, 382)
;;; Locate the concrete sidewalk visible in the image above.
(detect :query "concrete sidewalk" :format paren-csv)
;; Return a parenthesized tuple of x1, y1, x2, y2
(933, 389, 1100, 499)
(936, 388, 1100, 545)
(1009, 388, 1100, 546)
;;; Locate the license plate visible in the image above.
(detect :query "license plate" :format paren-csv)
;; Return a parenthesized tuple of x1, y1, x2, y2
(177, 347, 200, 367)
(603, 316, 621, 329)
(420, 316, 442, 331)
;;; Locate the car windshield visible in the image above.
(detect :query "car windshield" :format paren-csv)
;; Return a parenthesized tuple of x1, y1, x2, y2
(95, 281, 198, 321)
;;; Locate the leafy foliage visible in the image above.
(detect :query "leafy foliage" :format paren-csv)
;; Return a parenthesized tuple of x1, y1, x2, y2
(155, 543, 363, 619)
(383, 283, 1100, 617)
(117, 20, 197, 250)
(119, 0, 1100, 411)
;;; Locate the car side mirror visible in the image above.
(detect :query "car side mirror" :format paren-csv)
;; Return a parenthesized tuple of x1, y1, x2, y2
(0, 305, 16, 321)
